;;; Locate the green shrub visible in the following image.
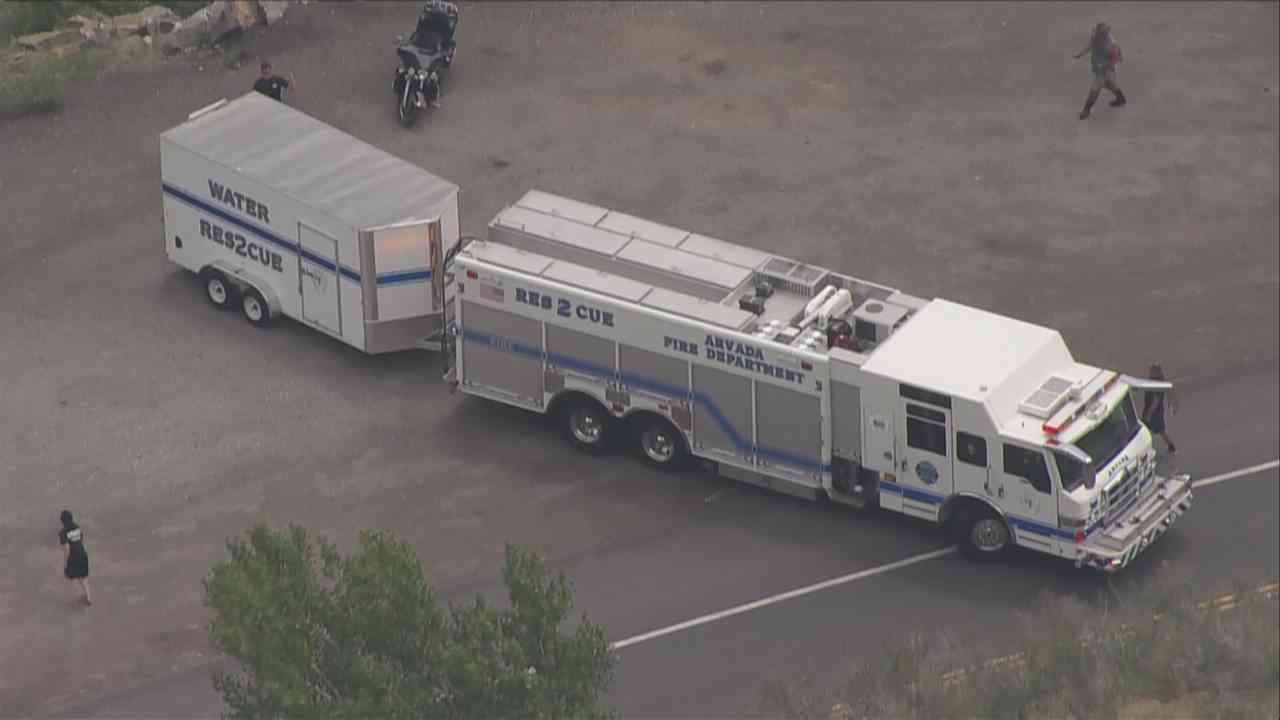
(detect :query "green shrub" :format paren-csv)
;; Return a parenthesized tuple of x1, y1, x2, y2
(1, 0, 205, 39)
(0, 50, 94, 118)
(2, 1, 78, 36)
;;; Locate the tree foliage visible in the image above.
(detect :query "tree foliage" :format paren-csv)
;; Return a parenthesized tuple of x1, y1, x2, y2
(203, 524, 615, 720)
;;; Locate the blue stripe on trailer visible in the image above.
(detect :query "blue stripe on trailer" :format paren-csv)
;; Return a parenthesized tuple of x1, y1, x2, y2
(462, 327, 829, 473)
(162, 183, 431, 285)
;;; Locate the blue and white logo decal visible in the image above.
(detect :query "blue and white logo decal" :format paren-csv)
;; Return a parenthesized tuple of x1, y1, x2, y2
(915, 460, 939, 486)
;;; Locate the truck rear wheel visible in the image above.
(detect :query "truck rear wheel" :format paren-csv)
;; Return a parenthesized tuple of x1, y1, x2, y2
(955, 506, 1011, 561)
(559, 397, 613, 455)
(632, 415, 688, 471)
(201, 269, 233, 310)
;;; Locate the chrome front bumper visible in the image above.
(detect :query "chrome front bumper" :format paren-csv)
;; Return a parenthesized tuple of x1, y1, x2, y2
(1076, 473, 1193, 572)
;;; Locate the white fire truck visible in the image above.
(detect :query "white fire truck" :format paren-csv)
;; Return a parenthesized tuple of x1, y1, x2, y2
(445, 189, 1193, 571)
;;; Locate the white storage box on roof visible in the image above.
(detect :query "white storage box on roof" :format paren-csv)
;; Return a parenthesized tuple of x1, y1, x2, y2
(160, 91, 461, 353)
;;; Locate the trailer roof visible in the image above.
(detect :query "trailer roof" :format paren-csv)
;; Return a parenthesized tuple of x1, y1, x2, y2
(160, 92, 458, 231)
(861, 299, 1075, 420)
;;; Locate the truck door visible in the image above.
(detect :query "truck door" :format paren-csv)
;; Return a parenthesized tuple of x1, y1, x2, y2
(998, 443, 1059, 552)
(367, 218, 443, 323)
(896, 401, 953, 520)
(863, 408, 898, 511)
(299, 223, 342, 334)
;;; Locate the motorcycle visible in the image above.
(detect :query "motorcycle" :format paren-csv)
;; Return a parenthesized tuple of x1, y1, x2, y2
(392, 0, 458, 128)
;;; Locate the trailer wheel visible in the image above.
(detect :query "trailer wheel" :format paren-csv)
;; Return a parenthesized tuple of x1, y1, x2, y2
(631, 415, 688, 472)
(559, 397, 613, 455)
(955, 506, 1011, 561)
(240, 287, 271, 328)
(201, 269, 233, 310)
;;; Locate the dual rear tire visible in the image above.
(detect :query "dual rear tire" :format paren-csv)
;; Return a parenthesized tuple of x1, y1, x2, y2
(201, 269, 271, 328)
(557, 397, 688, 471)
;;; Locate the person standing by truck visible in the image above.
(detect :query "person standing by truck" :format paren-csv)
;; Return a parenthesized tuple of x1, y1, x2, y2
(58, 510, 92, 606)
(1143, 363, 1177, 455)
(253, 60, 293, 103)
(1074, 21, 1127, 119)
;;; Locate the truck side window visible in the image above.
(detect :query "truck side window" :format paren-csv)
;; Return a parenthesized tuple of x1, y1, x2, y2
(1003, 444, 1052, 494)
(957, 432, 987, 467)
(1053, 452, 1090, 492)
(906, 417, 947, 456)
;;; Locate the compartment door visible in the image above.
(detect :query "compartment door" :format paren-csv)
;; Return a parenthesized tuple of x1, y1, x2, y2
(368, 218, 440, 321)
(895, 401, 953, 519)
(299, 223, 341, 334)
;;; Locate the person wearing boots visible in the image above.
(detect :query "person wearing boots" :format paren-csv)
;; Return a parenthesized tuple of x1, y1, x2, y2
(1074, 22, 1127, 119)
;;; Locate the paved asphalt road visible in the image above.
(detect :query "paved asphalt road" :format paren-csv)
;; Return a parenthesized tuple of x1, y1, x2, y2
(68, 361, 1279, 718)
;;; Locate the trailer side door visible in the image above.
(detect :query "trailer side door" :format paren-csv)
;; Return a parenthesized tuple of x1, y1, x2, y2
(298, 223, 342, 334)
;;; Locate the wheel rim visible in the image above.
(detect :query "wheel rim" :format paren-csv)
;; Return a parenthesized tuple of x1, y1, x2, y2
(207, 278, 227, 304)
(570, 408, 603, 445)
(244, 295, 263, 322)
(641, 427, 675, 464)
(970, 517, 1009, 552)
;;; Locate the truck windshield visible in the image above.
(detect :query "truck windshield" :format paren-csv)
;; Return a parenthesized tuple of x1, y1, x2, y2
(1073, 393, 1141, 471)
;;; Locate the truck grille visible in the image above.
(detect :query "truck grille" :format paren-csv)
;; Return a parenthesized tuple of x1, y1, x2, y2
(1102, 463, 1154, 527)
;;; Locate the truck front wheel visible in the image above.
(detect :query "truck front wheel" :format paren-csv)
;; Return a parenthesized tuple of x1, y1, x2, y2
(956, 506, 1011, 561)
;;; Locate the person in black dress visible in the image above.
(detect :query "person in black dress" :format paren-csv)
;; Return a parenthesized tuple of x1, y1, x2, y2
(59, 510, 92, 606)
(1142, 363, 1177, 455)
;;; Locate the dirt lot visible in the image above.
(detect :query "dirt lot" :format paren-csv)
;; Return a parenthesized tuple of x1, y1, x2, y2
(1, 1, 1277, 714)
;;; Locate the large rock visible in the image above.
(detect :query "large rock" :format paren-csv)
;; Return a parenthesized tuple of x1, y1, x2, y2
(111, 6, 180, 36)
(71, 15, 114, 46)
(259, 0, 290, 25)
(162, 0, 232, 52)
(229, 0, 261, 28)
(16, 29, 81, 51)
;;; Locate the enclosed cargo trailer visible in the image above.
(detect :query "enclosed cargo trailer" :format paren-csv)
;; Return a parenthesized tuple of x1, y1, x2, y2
(160, 92, 461, 352)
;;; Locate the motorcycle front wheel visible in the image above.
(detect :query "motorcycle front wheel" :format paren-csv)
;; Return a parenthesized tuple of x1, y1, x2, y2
(398, 84, 418, 127)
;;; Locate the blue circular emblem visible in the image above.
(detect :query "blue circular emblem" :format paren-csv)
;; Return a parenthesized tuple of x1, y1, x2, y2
(915, 460, 939, 486)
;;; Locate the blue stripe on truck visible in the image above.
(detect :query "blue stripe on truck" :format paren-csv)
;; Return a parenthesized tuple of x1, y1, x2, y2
(461, 330, 1108, 542)
(162, 183, 431, 286)
(461, 327, 830, 473)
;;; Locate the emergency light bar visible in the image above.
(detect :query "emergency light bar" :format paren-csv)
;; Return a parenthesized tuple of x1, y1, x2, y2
(1042, 371, 1119, 436)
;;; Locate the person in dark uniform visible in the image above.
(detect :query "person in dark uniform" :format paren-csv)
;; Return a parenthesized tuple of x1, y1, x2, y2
(59, 510, 92, 605)
(1142, 363, 1177, 455)
(253, 61, 292, 102)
